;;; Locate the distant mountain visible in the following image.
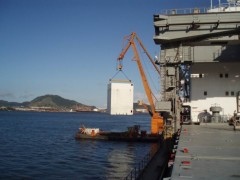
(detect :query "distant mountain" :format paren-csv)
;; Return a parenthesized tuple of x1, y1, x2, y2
(0, 95, 95, 111)
(30, 95, 84, 109)
(0, 100, 29, 107)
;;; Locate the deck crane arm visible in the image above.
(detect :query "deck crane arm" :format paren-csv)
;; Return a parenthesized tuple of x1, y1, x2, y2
(117, 32, 163, 135)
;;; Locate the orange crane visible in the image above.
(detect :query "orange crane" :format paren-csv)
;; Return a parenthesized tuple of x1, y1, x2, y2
(117, 32, 164, 135)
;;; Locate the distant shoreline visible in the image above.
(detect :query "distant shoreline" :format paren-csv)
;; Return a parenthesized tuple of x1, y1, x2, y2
(0, 107, 149, 115)
(0, 107, 106, 113)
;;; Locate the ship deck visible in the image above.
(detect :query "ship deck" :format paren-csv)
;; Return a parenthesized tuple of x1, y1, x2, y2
(171, 123, 240, 179)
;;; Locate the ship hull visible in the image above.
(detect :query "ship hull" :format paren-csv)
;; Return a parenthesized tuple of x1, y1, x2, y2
(75, 132, 161, 142)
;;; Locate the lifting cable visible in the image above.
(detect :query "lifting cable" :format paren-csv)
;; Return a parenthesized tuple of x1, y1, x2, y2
(110, 69, 131, 82)
(136, 42, 160, 98)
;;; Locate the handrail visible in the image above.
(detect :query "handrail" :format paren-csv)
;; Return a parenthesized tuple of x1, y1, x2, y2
(159, 7, 208, 15)
(124, 144, 159, 180)
(158, 3, 240, 15)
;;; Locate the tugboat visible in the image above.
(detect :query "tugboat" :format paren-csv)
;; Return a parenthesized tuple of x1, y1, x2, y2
(75, 125, 161, 142)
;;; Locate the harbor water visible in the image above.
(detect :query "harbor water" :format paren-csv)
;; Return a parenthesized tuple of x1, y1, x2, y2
(0, 111, 156, 179)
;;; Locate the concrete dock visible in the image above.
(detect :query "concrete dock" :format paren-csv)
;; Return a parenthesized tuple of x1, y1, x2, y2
(171, 123, 240, 179)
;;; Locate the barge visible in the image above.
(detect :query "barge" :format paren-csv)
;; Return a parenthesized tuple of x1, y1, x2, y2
(75, 125, 162, 142)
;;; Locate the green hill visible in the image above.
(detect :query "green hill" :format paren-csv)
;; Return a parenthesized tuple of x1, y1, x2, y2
(0, 95, 95, 111)
(31, 95, 80, 108)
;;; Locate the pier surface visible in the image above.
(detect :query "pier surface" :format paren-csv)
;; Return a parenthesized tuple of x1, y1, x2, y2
(171, 123, 240, 179)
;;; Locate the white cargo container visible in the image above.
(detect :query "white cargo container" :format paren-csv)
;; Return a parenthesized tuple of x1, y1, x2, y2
(107, 79, 134, 115)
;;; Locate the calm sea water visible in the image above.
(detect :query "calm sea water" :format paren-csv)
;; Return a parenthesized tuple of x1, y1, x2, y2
(0, 111, 156, 179)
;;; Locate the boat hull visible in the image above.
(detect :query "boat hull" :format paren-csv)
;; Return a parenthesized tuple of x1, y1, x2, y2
(75, 132, 161, 142)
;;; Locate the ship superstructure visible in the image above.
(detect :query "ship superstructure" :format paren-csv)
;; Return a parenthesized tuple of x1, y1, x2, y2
(153, 0, 240, 124)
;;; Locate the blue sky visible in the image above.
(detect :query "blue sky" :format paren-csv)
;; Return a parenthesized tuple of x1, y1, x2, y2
(0, 0, 215, 108)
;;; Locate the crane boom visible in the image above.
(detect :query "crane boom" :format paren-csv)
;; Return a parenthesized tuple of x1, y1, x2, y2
(117, 32, 163, 135)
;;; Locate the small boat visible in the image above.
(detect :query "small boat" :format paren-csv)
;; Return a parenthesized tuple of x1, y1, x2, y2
(75, 125, 161, 142)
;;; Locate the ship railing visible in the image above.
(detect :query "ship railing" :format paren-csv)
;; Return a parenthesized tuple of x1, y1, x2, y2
(159, 3, 240, 15)
(208, 2, 240, 12)
(124, 144, 159, 180)
(159, 7, 208, 15)
(212, 2, 240, 9)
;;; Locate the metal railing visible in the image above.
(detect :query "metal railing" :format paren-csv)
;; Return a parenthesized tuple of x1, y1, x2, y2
(159, 7, 208, 15)
(124, 144, 159, 180)
(159, 3, 240, 15)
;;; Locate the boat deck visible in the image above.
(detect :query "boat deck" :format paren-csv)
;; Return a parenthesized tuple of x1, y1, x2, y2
(171, 123, 240, 179)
